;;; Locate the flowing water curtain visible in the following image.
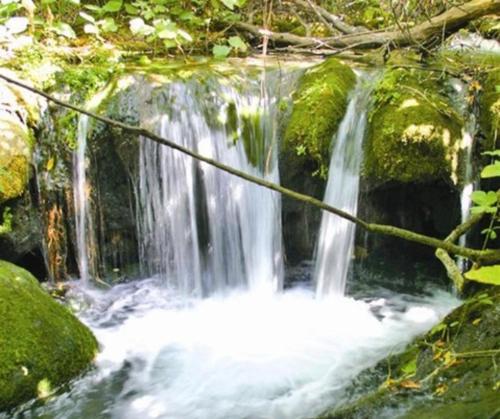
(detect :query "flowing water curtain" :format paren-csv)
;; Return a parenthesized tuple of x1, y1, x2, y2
(137, 68, 295, 296)
(314, 73, 377, 297)
(73, 115, 100, 283)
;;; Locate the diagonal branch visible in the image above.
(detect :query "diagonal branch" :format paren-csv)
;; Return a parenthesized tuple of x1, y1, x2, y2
(2, 72, 500, 265)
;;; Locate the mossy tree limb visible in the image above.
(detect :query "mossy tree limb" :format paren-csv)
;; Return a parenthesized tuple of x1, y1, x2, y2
(2, 73, 500, 267)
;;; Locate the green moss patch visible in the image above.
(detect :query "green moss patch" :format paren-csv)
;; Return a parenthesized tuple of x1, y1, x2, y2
(0, 112, 32, 204)
(479, 68, 500, 150)
(364, 68, 463, 185)
(283, 58, 356, 179)
(0, 261, 98, 412)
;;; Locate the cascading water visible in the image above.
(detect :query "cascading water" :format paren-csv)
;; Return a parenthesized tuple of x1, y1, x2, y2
(73, 115, 94, 283)
(19, 63, 462, 419)
(450, 78, 478, 270)
(138, 71, 286, 296)
(314, 74, 374, 296)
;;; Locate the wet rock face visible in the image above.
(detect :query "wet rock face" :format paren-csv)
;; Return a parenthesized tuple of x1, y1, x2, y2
(0, 82, 33, 204)
(280, 58, 356, 265)
(0, 260, 98, 412)
(363, 67, 463, 186)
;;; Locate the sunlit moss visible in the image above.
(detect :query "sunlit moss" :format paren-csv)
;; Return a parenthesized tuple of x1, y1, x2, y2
(0, 261, 98, 411)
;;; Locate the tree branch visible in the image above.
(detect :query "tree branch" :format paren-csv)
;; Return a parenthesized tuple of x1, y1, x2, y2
(435, 212, 484, 292)
(2, 72, 500, 265)
(287, 0, 365, 35)
(237, 0, 500, 51)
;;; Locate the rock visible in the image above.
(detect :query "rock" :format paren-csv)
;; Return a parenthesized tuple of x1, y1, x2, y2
(0, 260, 98, 411)
(283, 58, 357, 180)
(363, 68, 463, 186)
(280, 58, 356, 264)
(479, 68, 500, 150)
(0, 108, 32, 204)
(319, 287, 500, 418)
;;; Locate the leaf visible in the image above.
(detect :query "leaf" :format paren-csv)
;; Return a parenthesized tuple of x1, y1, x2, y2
(496, 85, 500, 93)
(84, 23, 99, 35)
(100, 17, 118, 32)
(228, 35, 247, 51)
(79, 12, 95, 23)
(46, 157, 55, 171)
(481, 162, 500, 178)
(51, 22, 76, 38)
(102, 0, 122, 12)
(470, 191, 498, 207)
(213, 44, 231, 58)
(219, 0, 237, 10)
(5, 17, 29, 34)
(177, 29, 192, 42)
(464, 265, 500, 286)
(124, 3, 138, 14)
(129, 17, 154, 36)
(401, 358, 417, 375)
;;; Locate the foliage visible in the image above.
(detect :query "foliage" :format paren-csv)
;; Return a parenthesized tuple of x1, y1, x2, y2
(465, 265, 500, 285)
(0, 0, 248, 56)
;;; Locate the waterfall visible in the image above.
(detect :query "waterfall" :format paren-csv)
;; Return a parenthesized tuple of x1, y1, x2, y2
(450, 78, 478, 270)
(314, 75, 373, 297)
(138, 70, 291, 296)
(73, 115, 94, 283)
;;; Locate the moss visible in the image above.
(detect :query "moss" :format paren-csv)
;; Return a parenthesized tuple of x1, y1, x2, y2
(319, 288, 500, 418)
(283, 58, 356, 179)
(0, 114, 32, 204)
(0, 260, 98, 412)
(479, 68, 500, 150)
(364, 68, 463, 185)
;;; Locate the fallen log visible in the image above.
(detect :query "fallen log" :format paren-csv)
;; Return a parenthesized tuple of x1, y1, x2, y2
(237, 0, 500, 50)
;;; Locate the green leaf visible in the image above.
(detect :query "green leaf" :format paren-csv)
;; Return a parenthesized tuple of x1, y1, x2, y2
(84, 23, 99, 35)
(401, 358, 417, 375)
(5, 17, 28, 34)
(100, 17, 117, 32)
(124, 3, 138, 14)
(51, 21, 76, 38)
(481, 162, 500, 178)
(465, 265, 500, 286)
(471, 191, 498, 207)
(102, 0, 122, 12)
(496, 85, 500, 93)
(213, 44, 231, 58)
(228, 35, 247, 51)
(79, 11, 95, 23)
(219, 0, 237, 10)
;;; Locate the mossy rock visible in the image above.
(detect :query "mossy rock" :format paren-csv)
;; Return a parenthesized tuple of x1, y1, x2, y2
(283, 58, 356, 179)
(479, 68, 500, 150)
(0, 110, 32, 204)
(0, 260, 98, 411)
(364, 68, 463, 185)
(319, 288, 500, 418)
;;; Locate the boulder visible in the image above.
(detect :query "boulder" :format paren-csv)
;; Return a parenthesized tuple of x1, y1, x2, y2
(0, 260, 98, 411)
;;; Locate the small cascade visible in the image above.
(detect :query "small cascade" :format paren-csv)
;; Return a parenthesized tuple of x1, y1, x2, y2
(314, 75, 374, 297)
(138, 70, 292, 296)
(73, 115, 95, 283)
(450, 78, 478, 270)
